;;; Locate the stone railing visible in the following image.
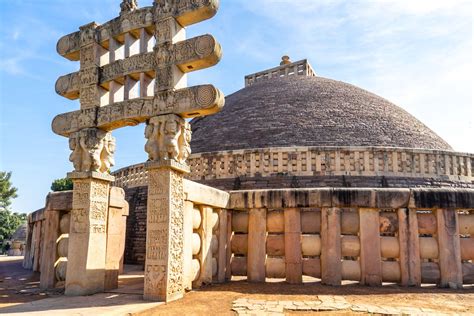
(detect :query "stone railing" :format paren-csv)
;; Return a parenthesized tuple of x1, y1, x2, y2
(22, 188, 128, 290)
(182, 180, 231, 288)
(26, 185, 474, 289)
(112, 146, 474, 188)
(226, 188, 474, 288)
(244, 59, 316, 87)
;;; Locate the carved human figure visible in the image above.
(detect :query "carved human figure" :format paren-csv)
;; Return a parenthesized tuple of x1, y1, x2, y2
(160, 117, 181, 161)
(155, 0, 173, 15)
(178, 122, 191, 164)
(120, 0, 138, 14)
(100, 135, 116, 173)
(69, 136, 82, 171)
(144, 118, 160, 161)
(69, 129, 114, 173)
(145, 115, 187, 163)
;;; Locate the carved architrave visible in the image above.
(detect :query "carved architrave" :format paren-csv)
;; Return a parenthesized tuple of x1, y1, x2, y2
(52, 85, 223, 136)
(154, 0, 219, 27)
(56, 35, 220, 100)
(56, 1, 219, 61)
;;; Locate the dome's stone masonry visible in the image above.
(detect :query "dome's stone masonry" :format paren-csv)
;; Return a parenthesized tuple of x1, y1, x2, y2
(191, 76, 452, 153)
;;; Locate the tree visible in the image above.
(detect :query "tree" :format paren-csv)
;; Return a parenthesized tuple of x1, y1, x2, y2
(0, 171, 23, 241)
(0, 171, 18, 212)
(51, 177, 73, 191)
(0, 211, 26, 241)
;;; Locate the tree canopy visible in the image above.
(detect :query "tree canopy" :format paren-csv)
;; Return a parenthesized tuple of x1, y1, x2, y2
(51, 177, 73, 192)
(1, 171, 18, 212)
(0, 171, 24, 241)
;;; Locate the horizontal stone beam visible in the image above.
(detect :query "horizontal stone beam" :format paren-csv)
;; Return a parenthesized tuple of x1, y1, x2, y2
(56, 35, 221, 100)
(160, 0, 219, 28)
(52, 85, 224, 136)
(409, 188, 474, 209)
(57, 1, 219, 60)
(166, 34, 222, 73)
(184, 179, 229, 208)
(228, 188, 474, 210)
(46, 191, 73, 211)
(57, 8, 153, 61)
(29, 208, 45, 223)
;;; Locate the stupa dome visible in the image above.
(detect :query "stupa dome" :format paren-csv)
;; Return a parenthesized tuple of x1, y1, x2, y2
(191, 75, 452, 153)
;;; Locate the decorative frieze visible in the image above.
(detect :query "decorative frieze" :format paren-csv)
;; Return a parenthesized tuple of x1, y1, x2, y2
(53, 85, 223, 136)
(112, 147, 474, 189)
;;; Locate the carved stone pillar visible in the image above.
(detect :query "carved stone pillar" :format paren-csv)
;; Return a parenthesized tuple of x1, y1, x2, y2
(65, 128, 116, 295)
(144, 113, 191, 302)
(65, 172, 114, 296)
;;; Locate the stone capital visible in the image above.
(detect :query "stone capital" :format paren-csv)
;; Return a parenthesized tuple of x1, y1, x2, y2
(67, 171, 115, 182)
(145, 160, 190, 174)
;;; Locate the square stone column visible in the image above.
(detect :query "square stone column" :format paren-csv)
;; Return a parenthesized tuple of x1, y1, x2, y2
(144, 160, 189, 302)
(65, 171, 114, 296)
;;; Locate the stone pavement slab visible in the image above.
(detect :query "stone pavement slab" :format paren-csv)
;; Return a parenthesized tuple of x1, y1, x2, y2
(231, 296, 454, 315)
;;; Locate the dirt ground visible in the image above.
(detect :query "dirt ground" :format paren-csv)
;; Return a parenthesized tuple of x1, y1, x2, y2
(1, 257, 473, 315)
(152, 280, 474, 315)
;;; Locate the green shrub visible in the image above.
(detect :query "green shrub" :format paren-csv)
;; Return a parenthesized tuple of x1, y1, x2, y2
(51, 178, 73, 191)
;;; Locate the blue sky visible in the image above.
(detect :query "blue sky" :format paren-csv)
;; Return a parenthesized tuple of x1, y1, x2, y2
(0, 0, 472, 213)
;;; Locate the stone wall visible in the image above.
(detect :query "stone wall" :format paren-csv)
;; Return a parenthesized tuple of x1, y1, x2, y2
(123, 186, 148, 265)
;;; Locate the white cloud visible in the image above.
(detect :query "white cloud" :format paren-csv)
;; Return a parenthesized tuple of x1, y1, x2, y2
(235, 0, 473, 152)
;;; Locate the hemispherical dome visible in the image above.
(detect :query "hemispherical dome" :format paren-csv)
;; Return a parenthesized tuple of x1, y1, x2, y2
(191, 76, 452, 153)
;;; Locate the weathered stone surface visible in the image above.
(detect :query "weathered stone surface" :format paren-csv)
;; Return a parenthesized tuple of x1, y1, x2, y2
(65, 177, 110, 296)
(183, 179, 229, 208)
(56, 2, 219, 60)
(112, 146, 474, 190)
(144, 163, 186, 302)
(56, 35, 221, 100)
(68, 129, 115, 173)
(144, 114, 190, 164)
(228, 188, 474, 210)
(52, 86, 224, 137)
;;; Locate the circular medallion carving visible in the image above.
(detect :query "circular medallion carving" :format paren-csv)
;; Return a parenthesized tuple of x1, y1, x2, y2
(195, 36, 214, 57)
(195, 85, 216, 108)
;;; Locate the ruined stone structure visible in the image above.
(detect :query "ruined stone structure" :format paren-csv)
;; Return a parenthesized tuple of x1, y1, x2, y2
(23, 1, 474, 306)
